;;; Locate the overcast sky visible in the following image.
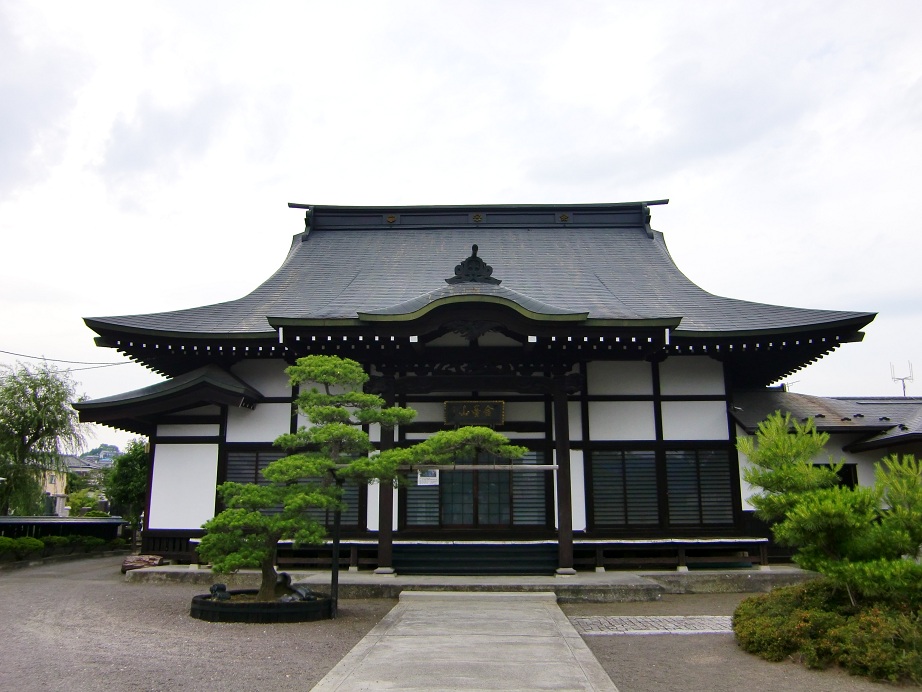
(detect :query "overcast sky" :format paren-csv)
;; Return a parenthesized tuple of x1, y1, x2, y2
(2, 0, 921, 451)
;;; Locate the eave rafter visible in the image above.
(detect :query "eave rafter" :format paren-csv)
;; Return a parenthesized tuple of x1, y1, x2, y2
(92, 307, 869, 390)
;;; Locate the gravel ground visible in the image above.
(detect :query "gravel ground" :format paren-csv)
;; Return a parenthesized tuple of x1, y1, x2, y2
(0, 556, 394, 692)
(563, 596, 903, 691)
(1, 557, 906, 691)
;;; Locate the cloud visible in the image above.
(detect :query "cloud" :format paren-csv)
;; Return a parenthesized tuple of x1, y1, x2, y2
(99, 87, 236, 184)
(0, 6, 87, 199)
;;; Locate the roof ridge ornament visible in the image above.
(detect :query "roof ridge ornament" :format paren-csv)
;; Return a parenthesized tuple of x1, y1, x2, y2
(445, 244, 501, 285)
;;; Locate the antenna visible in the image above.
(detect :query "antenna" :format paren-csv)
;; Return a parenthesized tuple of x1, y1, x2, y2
(891, 362, 914, 397)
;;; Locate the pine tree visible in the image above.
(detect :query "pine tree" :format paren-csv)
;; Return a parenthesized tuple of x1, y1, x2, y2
(198, 355, 526, 602)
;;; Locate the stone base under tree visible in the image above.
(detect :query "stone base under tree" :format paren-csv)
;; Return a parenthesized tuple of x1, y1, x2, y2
(189, 589, 332, 623)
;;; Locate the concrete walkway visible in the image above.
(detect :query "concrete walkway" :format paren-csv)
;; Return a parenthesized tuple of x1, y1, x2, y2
(311, 591, 618, 691)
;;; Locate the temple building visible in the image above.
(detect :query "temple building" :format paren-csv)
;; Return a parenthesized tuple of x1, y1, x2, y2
(77, 201, 916, 574)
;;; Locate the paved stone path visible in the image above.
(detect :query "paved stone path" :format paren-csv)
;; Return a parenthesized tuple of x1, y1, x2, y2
(312, 591, 618, 691)
(570, 615, 733, 635)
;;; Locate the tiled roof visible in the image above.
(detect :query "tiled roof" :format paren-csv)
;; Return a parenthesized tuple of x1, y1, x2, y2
(85, 203, 874, 339)
(730, 390, 922, 451)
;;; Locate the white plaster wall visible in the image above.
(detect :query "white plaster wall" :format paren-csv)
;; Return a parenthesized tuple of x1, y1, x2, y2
(588, 401, 656, 440)
(659, 356, 725, 395)
(570, 450, 586, 531)
(230, 359, 292, 397)
(568, 401, 582, 440)
(549, 449, 583, 530)
(737, 434, 757, 511)
(157, 424, 220, 437)
(227, 403, 292, 442)
(586, 361, 653, 395)
(661, 401, 729, 440)
(148, 444, 219, 529)
(366, 483, 380, 531)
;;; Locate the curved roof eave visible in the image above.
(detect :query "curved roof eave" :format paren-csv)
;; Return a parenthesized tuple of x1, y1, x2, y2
(74, 364, 263, 415)
(356, 294, 589, 323)
(672, 313, 876, 340)
(85, 318, 276, 342)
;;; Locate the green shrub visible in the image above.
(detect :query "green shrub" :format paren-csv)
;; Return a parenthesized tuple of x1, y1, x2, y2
(108, 537, 126, 549)
(0, 536, 16, 560)
(50, 535, 89, 552)
(62, 535, 81, 552)
(896, 613, 922, 683)
(41, 535, 69, 546)
(74, 536, 106, 552)
(797, 609, 848, 668)
(83, 510, 110, 518)
(826, 608, 918, 682)
(40, 535, 72, 555)
(13, 537, 45, 559)
(733, 582, 847, 662)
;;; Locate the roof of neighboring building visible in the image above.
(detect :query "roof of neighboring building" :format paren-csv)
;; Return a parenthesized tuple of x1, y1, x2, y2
(85, 202, 874, 340)
(60, 455, 104, 473)
(730, 389, 922, 452)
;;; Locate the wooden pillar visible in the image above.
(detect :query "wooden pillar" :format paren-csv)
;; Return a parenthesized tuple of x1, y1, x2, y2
(375, 380, 396, 574)
(553, 380, 576, 575)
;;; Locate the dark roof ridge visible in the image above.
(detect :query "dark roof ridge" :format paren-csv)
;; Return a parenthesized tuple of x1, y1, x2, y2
(288, 200, 670, 212)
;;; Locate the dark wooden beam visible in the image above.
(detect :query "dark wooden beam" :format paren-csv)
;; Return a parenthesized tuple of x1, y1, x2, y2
(552, 376, 575, 574)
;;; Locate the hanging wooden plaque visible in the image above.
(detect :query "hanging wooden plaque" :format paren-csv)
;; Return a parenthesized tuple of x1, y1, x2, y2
(444, 400, 505, 425)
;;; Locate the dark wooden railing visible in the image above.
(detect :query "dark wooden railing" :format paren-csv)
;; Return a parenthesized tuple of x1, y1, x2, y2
(0, 517, 126, 541)
(573, 538, 770, 571)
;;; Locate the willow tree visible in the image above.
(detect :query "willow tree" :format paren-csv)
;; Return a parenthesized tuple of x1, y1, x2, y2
(0, 363, 85, 515)
(199, 355, 525, 604)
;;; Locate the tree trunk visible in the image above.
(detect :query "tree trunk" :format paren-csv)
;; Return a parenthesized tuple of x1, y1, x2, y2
(257, 549, 279, 602)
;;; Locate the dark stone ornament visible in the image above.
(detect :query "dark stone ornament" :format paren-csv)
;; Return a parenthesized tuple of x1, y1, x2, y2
(446, 244, 501, 285)
(209, 583, 231, 601)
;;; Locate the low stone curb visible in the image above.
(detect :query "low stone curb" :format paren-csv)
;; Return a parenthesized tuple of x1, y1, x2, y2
(644, 569, 819, 594)
(571, 615, 733, 635)
(126, 565, 819, 602)
(0, 549, 132, 572)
